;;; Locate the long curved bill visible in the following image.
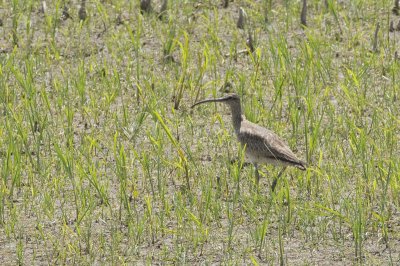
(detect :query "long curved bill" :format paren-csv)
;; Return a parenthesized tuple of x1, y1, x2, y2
(191, 96, 231, 108)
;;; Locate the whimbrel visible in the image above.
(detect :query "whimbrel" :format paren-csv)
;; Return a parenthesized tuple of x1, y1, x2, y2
(192, 93, 306, 191)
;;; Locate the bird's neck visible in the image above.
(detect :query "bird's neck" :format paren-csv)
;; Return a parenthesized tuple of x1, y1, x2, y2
(230, 105, 243, 134)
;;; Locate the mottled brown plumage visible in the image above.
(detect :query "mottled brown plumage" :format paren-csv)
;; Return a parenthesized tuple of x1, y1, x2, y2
(192, 93, 306, 190)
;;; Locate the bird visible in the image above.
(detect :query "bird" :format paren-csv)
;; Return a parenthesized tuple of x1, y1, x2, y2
(191, 93, 306, 191)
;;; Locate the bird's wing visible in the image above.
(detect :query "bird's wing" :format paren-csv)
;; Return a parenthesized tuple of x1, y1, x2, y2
(238, 120, 305, 168)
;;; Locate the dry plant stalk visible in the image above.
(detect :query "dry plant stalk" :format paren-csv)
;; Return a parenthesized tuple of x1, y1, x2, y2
(158, 0, 168, 19)
(40, 1, 47, 14)
(78, 0, 87, 21)
(140, 0, 152, 13)
(237, 7, 246, 29)
(393, 0, 400, 15)
(246, 32, 254, 53)
(61, 5, 71, 20)
(372, 22, 380, 53)
(301, 0, 307, 26)
(390, 21, 395, 32)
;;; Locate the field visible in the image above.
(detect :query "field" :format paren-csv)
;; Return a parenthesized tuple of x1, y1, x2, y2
(0, 0, 400, 264)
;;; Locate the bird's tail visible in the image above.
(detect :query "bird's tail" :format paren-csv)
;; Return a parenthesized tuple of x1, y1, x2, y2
(296, 161, 307, 171)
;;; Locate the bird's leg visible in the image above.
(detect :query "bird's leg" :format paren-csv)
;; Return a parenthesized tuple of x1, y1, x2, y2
(271, 166, 287, 192)
(254, 163, 260, 185)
